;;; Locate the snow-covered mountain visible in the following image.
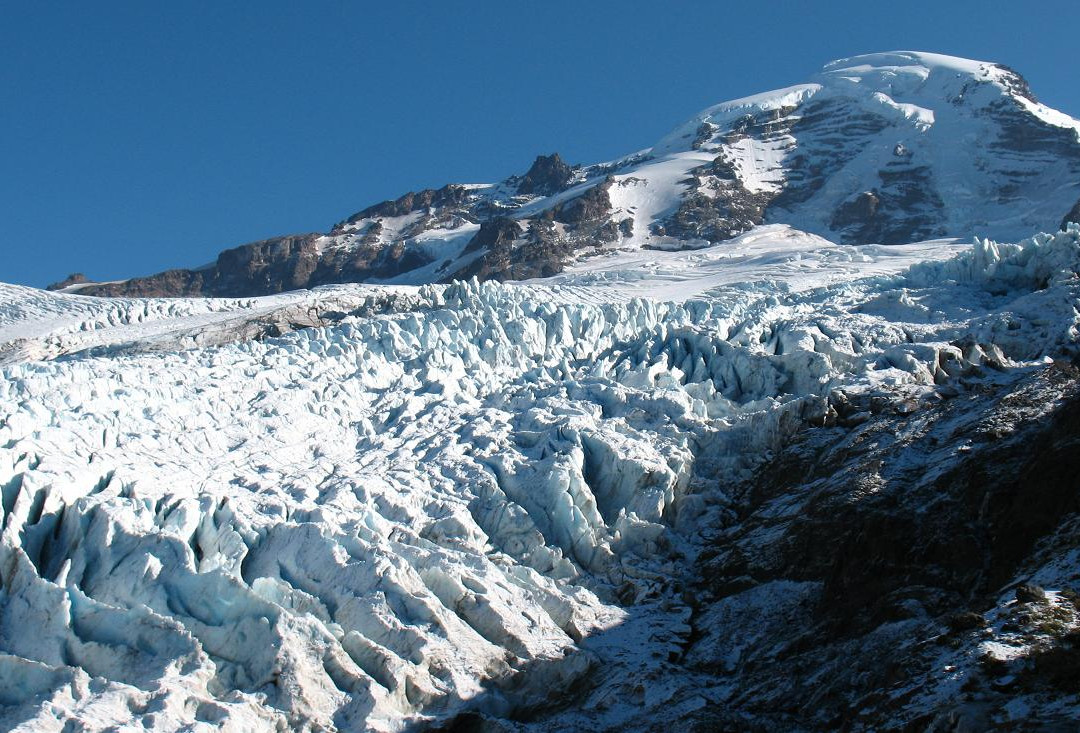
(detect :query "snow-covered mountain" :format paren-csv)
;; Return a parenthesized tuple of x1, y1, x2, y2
(57, 51, 1080, 298)
(8, 224, 1080, 729)
(6, 51, 1080, 732)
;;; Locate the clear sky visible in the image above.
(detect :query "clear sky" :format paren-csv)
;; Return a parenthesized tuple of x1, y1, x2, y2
(3, 1, 1079, 287)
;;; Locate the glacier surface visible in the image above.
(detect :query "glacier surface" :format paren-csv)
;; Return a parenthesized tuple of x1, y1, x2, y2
(2, 226, 1080, 730)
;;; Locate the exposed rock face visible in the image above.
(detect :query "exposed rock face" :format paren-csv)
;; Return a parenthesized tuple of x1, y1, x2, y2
(1063, 199, 1080, 230)
(461, 216, 522, 256)
(454, 191, 620, 281)
(333, 184, 473, 231)
(660, 160, 772, 243)
(550, 179, 612, 226)
(515, 153, 575, 196)
(831, 190, 880, 232)
(676, 363, 1080, 729)
(63, 52, 1080, 298)
(78, 233, 431, 298)
(829, 162, 948, 245)
(681, 54, 1080, 246)
(766, 97, 892, 215)
(470, 180, 621, 280)
(45, 273, 88, 291)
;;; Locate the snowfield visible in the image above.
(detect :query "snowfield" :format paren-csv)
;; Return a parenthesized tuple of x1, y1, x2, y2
(2, 226, 1080, 730)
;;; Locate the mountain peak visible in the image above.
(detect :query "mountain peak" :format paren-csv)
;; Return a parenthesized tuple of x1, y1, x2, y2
(63, 52, 1080, 298)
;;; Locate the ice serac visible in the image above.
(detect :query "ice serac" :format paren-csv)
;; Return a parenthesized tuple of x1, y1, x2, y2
(6, 225, 1080, 728)
(57, 51, 1080, 298)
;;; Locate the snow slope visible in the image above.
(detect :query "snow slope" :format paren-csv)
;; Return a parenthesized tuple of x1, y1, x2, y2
(3, 226, 1080, 729)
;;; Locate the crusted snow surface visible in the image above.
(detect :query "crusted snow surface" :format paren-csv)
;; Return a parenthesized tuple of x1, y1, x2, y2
(2, 227, 1080, 730)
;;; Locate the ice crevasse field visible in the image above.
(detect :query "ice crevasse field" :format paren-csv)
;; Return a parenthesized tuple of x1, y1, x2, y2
(2, 225, 1080, 730)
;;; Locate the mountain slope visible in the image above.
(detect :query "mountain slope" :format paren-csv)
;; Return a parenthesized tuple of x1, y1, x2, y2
(57, 51, 1080, 298)
(8, 50, 1080, 732)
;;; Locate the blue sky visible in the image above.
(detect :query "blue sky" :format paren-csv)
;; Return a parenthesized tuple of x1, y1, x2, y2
(3, 1, 1079, 287)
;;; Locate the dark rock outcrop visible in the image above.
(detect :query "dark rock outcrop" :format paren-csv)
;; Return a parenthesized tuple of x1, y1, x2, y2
(454, 215, 592, 281)
(78, 268, 209, 298)
(455, 217, 547, 281)
(1062, 199, 1080, 230)
(1016, 582, 1048, 604)
(77, 232, 435, 298)
(462, 217, 522, 255)
(336, 184, 471, 230)
(995, 64, 1039, 103)
(830, 164, 947, 245)
(45, 273, 89, 291)
(549, 179, 613, 227)
(451, 180, 626, 282)
(678, 363, 1080, 729)
(660, 183, 770, 243)
(516, 153, 575, 196)
(831, 190, 880, 232)
(763, 95, 952, 245)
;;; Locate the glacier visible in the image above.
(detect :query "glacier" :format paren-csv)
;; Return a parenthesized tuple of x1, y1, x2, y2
(3, 225, 1080, 730)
